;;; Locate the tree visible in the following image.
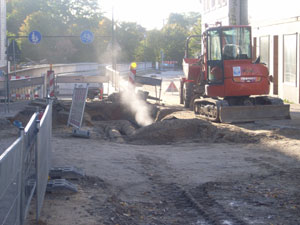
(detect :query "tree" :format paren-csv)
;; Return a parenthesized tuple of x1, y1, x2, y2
(167, 13, 188, 28)
(7, 0, 45, 34)
(94, 18, 114, 64)
(188, 17, 202, 58)
(19, 11, 74, 63)
(116, 22, 146, 62)
(134, 29, 163, 63)
(161, 24, 187, 64)
(147, 12, 202, 66)
(7, 0, 106, 63)
(7, 0, 201, 65)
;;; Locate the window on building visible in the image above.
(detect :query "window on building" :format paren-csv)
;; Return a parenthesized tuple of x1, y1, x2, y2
(283, 34, 297, 85)
(211, 0, 216, 8)
(260, 36, 270, 68)
(217, 0, 222, 7)
(206, 0, 210, 11)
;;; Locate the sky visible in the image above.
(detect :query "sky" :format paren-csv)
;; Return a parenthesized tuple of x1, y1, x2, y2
(98, 0, 201, 30)
(98, 0, 300, 30)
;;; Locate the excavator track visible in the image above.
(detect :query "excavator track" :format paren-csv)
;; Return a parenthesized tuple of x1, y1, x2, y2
(194, 96, 290, 123)
(194, 98, 223, 122)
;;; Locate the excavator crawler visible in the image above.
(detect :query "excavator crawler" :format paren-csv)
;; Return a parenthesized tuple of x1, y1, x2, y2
(180, 25, 290, 123)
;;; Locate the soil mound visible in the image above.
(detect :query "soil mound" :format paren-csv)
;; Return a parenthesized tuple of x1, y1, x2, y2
(129, 119, 216, 145)
(5, 98, 285, 145)
(127, 118, 267, 145)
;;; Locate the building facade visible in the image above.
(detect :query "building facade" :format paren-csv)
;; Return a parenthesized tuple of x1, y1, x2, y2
(200, 0, 248, 31)
(0, 0, 6, 69)
(251, 4, 300, 104)
(200, 0, 300, 104)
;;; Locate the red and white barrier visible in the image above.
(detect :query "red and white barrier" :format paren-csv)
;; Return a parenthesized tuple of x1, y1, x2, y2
(128, 71, 135, 85)
(10, 93, 31, 100)
(99, 88, 103, 100)
(10, 93, 40, 100)
(10, 75, 30, 80)
(9, 76, 42, 100)
(47, 70, 55, 97)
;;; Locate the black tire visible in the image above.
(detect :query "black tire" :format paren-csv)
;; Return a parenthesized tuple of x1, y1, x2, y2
(183, 82, 194, 108)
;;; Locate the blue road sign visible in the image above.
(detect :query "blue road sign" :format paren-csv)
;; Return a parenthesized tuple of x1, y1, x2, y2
(28, 31, 42, 44)
(80, 30, 94, 44)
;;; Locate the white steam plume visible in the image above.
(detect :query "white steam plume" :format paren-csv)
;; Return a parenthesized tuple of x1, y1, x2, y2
(120, 79, 153, 127)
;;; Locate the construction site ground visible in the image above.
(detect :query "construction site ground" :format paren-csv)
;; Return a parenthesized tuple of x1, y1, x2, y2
(1, 72, 300, 225)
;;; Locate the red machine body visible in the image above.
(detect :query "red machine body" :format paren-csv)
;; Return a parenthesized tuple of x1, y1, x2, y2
(180, 25, 290, 122)
(206, 59, 270, 97)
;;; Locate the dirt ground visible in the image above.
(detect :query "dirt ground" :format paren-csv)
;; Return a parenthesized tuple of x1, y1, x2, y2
(1, 81, 300, 225)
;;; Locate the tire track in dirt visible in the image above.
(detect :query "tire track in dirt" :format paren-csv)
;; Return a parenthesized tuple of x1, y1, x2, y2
(135, 154, 248, 225)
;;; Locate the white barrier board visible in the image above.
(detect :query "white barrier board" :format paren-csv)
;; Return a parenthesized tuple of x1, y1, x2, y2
(67, 84, 88, 128)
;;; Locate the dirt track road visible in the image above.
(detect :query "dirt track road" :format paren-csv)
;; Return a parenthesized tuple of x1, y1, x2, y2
(25, 97, 300, 224)
(1, 72, 300, 225)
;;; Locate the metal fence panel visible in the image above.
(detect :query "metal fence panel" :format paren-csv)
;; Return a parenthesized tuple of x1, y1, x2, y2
(36, 101, 52, 219)
(0, 137, 23, 225)
(22, 113, 38, 220)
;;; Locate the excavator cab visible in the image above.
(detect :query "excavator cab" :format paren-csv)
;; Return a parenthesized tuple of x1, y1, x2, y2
(203, 25, 272, 98)
(205, 26, 252, 86)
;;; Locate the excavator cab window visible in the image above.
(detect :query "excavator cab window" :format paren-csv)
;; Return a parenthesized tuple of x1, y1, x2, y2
(207, 30, 223, 84)
(206, 27, 252, 84)
(222, 27, 251, 60)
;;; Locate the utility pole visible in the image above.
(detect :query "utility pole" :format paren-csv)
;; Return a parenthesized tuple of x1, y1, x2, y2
(111, 7, 116, 71)
(144, 33, 147, 71)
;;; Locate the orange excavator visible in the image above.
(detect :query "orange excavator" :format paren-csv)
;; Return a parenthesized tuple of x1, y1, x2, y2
(180, 25, 290, 123)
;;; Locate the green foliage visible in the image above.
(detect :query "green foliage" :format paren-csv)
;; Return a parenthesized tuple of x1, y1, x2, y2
(7, 0, 201, 65)
(116, 22, 146, 63)
(19, 11, 73, 63)
(135, 29, 163, 62)
(135, 12, 202, 66)
(161, 24, 187, 63)
(189, 17, 202, 58)
(7, 0, 105, 63)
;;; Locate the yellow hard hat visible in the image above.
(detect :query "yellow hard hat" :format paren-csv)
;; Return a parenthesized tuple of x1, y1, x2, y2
(130, 62, 137, 69)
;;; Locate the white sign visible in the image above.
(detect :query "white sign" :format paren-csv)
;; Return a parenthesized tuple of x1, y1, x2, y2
(233, 66, 241, 77)
(68, 84, 89, 128)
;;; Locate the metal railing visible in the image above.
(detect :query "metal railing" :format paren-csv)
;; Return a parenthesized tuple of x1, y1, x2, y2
(0, 99, 53, 225)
